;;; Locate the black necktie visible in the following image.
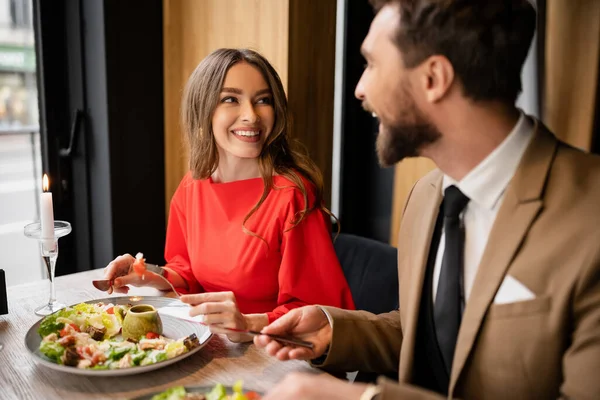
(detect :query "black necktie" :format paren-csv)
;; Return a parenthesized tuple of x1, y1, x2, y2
(434, 185, 470, 373)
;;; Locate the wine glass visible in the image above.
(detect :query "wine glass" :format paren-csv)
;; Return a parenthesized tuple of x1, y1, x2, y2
(24, 221, 72, 316)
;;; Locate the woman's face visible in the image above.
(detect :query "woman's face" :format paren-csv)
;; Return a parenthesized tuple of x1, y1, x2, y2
(212, 62, 275, 161)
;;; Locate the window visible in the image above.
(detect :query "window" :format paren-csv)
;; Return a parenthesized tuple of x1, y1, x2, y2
(0, 0, 42, 286)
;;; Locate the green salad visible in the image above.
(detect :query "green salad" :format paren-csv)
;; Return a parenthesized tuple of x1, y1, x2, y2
(151, 382, 261, 400)
(37, 302, 200, 369)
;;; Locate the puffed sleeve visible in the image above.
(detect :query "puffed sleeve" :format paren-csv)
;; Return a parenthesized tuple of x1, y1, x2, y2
(164, 174, 203, 294)
(266, 183, 355, 323)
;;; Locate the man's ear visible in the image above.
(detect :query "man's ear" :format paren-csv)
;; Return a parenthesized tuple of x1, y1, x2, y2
(419, 55, 455, 103)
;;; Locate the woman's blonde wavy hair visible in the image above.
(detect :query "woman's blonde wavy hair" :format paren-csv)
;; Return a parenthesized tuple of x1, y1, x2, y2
(181, 48, 337, 240)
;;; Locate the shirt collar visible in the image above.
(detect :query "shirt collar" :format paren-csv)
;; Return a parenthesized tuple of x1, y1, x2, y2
(442, 112, 534, 210)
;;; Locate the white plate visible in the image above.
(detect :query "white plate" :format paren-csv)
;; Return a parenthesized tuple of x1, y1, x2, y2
(24, 296, 212, 376)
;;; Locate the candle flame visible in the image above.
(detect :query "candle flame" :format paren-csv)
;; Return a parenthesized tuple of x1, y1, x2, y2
(43, 174, 49, 192)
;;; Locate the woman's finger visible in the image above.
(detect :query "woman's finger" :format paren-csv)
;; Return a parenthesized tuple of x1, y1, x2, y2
(113, 285, 129, 294)
(188, 302, 230, 317)
(202, 311, 237, 326)
(113, 274, 140, 288)
(103, 262, 119, 280)
(180, 291, 235, 305)
(104, 254, 134, 280)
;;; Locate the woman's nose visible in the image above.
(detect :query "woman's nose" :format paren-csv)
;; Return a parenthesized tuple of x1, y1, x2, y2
(241, 102, 260, 123)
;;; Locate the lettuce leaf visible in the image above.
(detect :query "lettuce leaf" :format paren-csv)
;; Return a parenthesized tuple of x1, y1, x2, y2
(131, 350, 146, 366)
(113, 305, 126, 325)
(150, 386, 186, 400)
(39, 341, 65, 363)
(140, 350, 168, 366)
(108, 346, 131, 361)
(72, 303, 97, 314)
(233, 381, 243, 394)
(231, 381, 248, 400)
(206, 383, 227, 400)
(38, 308, 76, 337)
(101, 313, 120, 338)
(165, 341, 187, 359)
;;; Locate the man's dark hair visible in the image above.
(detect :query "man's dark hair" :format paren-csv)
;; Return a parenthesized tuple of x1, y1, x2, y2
(369, 0, 536, 104)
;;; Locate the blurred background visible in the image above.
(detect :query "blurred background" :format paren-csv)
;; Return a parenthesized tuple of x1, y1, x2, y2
(0, 0, 599, 287)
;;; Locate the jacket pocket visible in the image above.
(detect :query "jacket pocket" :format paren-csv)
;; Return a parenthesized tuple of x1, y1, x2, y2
(487, 296, 551, 319)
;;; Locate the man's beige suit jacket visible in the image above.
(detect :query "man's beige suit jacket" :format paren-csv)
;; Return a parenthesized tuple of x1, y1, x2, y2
(320, 121, 600, 399)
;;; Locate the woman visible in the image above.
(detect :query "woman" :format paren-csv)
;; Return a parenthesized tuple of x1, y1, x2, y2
(101, 48, 355, 342)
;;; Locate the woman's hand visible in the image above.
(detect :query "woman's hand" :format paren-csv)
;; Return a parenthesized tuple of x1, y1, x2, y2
(102, 254, 139, 294)
(180, 291, 266, 343)
(103, 253, 164, 294)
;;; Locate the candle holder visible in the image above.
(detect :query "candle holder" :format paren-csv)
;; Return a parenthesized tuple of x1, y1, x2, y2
(24, 221, 72, 316)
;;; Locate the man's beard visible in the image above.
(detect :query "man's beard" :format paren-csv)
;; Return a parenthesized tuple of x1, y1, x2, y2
(370, 87, 441, 167)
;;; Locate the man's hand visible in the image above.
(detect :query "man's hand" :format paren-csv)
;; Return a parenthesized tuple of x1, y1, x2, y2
(254, 306, 332, 361)
(262, 372, 367, 400)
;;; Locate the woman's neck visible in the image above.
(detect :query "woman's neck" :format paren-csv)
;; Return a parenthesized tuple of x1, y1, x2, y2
(212, 154, 261, 183)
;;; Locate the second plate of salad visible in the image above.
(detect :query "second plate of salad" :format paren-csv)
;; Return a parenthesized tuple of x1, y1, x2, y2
(134, 382, 262, 400)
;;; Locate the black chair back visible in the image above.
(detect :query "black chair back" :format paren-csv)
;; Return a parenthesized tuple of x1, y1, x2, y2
(333, 233, 399, 314)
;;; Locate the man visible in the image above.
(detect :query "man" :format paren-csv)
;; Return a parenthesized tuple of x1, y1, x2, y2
(254, 0, 600, 399)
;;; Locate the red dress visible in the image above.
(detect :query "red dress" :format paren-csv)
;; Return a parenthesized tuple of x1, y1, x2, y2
(164, 172, 355, 322)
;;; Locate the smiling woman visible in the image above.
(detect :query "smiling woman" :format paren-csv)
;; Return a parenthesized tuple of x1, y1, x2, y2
(99, 48, 355, 343)
(211, 62, 275, 166)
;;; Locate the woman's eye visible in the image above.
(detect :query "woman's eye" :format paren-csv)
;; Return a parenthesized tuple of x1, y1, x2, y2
(221, 96, 237, 103)
(257, 97, 272, 105)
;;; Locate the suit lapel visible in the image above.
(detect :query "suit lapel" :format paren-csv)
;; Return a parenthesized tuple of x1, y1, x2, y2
(399, 172, 443, 382)
(449, 121, 559, 393)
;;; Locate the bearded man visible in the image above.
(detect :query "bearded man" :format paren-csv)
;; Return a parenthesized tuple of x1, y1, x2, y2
(255, 1, 600, 399)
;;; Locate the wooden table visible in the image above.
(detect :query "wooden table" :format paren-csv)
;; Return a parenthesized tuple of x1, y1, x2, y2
(0, 269, 322, 400)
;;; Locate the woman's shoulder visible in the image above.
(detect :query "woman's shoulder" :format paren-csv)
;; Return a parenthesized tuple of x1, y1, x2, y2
(171, 172, 210, 201)
(273, 172, 316, 194)
(173, 172, 194, 192)
(272, 172, 318, 209)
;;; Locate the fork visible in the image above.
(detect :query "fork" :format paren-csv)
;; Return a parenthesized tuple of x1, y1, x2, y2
(140, 266, 182, 298)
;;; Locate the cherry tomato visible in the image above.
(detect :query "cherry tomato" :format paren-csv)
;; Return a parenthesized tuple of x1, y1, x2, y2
(146, 332, 160, 339)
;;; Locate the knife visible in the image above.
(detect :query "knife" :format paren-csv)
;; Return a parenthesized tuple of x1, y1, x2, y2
(214, 326, 315, 349)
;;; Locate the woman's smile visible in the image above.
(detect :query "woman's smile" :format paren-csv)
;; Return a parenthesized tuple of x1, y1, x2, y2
(231, 128, 262, 143)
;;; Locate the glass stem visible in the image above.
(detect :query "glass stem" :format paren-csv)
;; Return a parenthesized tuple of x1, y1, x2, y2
(42, 255, 57, 307)
(40, 240, 59, 309)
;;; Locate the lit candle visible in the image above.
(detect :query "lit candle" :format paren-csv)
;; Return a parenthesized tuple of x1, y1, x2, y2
(40, 174, 55, 248)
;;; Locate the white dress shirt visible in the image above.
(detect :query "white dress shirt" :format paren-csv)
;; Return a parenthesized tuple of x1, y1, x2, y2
(432, 113, 534, 303)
